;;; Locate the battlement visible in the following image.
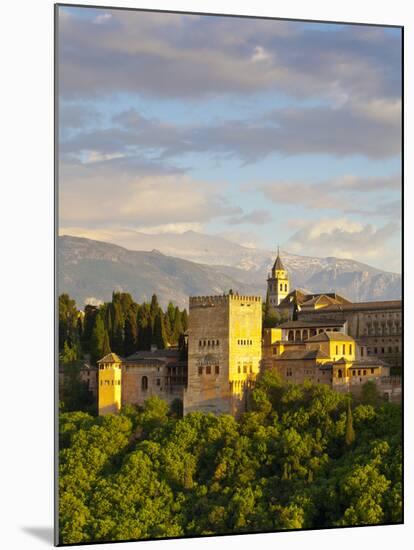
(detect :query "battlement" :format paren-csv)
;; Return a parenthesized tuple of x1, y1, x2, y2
(189, 294, 262, 307)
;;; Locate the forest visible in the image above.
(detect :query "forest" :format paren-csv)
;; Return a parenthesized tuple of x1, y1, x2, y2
(58, 372, 402, 544)
(59, 292, 188, 362)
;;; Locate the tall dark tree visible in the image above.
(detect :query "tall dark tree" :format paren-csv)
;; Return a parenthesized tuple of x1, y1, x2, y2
(59, 294, 79, 351)
(137, 305, 152, 350)
(181, 309, 188, 332)
(150, 294, 160, 324)
(82, 305, 98, 353)
(90, 314, 105, 365)
(345, 400, 355, 446)
(124, 309, 138, 356)
(152, 310, 168, 349)
(172, 306, 184, 343)
(102, 330, 111, 357)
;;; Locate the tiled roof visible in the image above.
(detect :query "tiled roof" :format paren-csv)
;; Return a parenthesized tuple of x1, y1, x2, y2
(279, 319, 345, 329)
(316, 300, 402, 312)
(98, 352, 122, 363)
(277, 349, 330, 361)
(273, 254, 285, 271)
(306, 331, 354, 343)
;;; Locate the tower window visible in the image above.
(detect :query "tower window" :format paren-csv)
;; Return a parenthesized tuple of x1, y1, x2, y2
(198, 366, 203, 375)
(284, 284, 287, 292)
(206, 365, 211, 374)
(215, 365, 219, 374)
(280, 284, 283, 291)
(141, 376, 148, 391)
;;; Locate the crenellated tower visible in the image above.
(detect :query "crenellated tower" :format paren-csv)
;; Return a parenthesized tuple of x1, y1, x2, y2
(267, 247, 290, 312)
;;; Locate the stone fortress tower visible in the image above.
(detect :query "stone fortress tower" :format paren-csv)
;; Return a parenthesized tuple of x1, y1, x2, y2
(98, 352, 122, 415)
(267, 247, 290, 313)
(184, 293, 262, 417)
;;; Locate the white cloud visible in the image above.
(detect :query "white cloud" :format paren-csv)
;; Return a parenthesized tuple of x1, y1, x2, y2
(286, 218, 401, 271)
(93, 13, 112, 25)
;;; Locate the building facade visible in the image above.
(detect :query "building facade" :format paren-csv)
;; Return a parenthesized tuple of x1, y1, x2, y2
(97, 349, 186, 416)
(183, 293, 262, 416)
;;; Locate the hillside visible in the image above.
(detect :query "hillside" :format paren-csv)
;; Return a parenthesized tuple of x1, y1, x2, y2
(58, 235, 401, 308)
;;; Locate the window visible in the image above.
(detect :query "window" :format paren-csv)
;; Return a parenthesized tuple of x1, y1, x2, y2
(358, 370, 361, 376)
(215, 365, 219, 375)
(198, 366, 203, 375)
(371, 368, 374, 374)
(280, 283, 283, 291)
(238, 364, 241, 374)
(284, 284, 287, 292)
(243, 364, 247, 374)
(349, 344, 352, 354)
(206, 365, 211, 374)
(286, 367, 292, 377)
(336, 345, 339, 355)
(273, 347, 277, 355)
(156, 378, 161, 386)
(199, 340, 202, 347)
(207, 340, 210, 346)
(141, 376, 148, 391)
(250, 365, 253, 373)
(216, 340, 219, 346)
(342, 344, 346, 354)
(363, 370, 367, 376)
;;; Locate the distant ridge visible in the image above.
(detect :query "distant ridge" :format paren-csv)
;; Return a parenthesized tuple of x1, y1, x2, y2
(58, 235, 401, 309)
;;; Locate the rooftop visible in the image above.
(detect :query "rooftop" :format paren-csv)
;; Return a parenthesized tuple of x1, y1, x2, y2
(97, 352, 122, 364)
(306, 331, 354, 343)
(279, 319, 345, 329)
(276, 349, 331, 361)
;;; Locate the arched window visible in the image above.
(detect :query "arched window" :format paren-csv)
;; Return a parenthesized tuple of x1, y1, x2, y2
(295, 330, 301, 341)
(303, 330, 309, 340)
(141, 376, 148, 391)
(284, 284, 287, 292)
(280, 283, 283, 291)
(338, 369, 343, 379)
(288, 330, 294, 341)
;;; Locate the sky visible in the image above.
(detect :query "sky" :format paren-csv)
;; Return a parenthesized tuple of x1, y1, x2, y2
(57, 6, 402, 273)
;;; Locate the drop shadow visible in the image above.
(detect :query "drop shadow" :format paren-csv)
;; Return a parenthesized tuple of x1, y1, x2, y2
(21, 526, 54, 544)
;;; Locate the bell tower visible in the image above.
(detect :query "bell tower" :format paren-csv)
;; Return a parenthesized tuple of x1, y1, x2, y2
(267, 247, 290, 312)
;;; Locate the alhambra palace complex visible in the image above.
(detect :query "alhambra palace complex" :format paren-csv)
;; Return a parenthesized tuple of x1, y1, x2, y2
(92, 251, 402, 416)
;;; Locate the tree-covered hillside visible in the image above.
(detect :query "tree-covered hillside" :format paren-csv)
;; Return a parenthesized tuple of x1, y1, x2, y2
(58, 373, 402, 544)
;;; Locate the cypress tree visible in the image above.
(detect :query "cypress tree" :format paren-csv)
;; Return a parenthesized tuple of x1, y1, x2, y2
(102, 330, 111, 357)
(124, 310, 138, 356)
(181, 309, 188, 332)
(172, 306, 184, 343)
(152, 311, 168, 349)
(90, 315, 105, 365)
(345, 400, 355, 446)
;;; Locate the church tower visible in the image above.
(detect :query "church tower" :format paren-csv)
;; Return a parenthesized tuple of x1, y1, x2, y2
(267, 247, 290, 311)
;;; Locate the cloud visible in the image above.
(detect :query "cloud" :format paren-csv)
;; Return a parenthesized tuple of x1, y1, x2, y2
(58, 8, 401, 102)
(286, 218, 400, 269)
(59, 160, 239, 228)
(61, 100, 401, 164)
(258, 173, 401, 215)
(226, 209, 273, 225)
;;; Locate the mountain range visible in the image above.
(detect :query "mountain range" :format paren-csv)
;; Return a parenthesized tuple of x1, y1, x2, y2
(58, 233, 401, 309)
